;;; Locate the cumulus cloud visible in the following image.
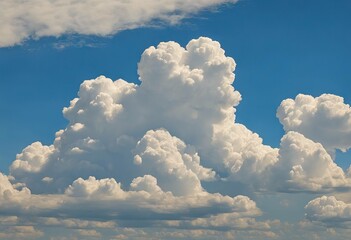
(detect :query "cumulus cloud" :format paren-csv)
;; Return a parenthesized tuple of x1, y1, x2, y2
(268, 131, 350, 193)
(0, 174, 263, 231)
(0, 0, 238, 47)
(134, 129, 215, 196)
(3, 36, 351, 238)
(0, 37, 280, 239)
(277, 94, 351, 154)
(305, 196, 351, 228)
(0, 173, 31, 207)
(38, 217, 116, 229)
(77, 229, 101, 238)
(10, 37, 245, 193)
(9, 37, 351, 196)
(0, 226, 43, 239)
(60, 176, 261, 224)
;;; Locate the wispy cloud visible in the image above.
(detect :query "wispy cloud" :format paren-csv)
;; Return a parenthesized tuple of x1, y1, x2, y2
(0, 0, 238, 47)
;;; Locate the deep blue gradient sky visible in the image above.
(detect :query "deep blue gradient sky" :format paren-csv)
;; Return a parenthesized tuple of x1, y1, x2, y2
(1, 0, 350, 173)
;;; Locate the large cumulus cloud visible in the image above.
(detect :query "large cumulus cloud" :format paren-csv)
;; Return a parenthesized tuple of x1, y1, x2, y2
(10, 37, 245, 193)
(9, 37, 351, 195)
(1, 37, 278, 237)
(3, 37, 351, 238)
(0, 0, 238, 47)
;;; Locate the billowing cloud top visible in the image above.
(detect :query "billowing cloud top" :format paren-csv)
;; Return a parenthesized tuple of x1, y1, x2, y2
(2, 37, 351, 239)
(0, 0, 237, 47)
(277, 94, 351, 154)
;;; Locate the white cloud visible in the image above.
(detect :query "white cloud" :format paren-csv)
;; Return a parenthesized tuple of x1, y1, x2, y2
(167, 212, 273, 231)
(268, 131, 349, 192)
(212, 121, 278, 181)
(65, 176, 126, 198)
(10, 37, 244, 194)
(0, 172, 31, 206)
(133, 129, 215, 196)
(0, 0, 238, 47)
(4, 36, 351, 238)
(277, 94, 351, 155)
(77, 229, 101, 238)
(39, 217, 116, 229)
(0, 226, 43, 239)
(0, 174, 263, 230)
(10, 142, 54, 173)
(9, 37, 351, 197)
(305, 196, 351, 228)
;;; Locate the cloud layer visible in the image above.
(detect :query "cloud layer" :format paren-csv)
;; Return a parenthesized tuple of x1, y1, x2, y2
(0, 0, 237, 47)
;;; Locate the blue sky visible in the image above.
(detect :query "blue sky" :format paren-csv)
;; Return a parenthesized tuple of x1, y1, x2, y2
(1, 0, 351, 239)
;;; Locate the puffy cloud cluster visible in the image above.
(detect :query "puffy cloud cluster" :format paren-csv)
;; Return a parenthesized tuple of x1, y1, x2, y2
(10, 37, 246, 194)
(8, 37, 351, 195)
(268, 132, 349, 192)
(277, 94, 351, 154)
(0, 173, 31, 207)
(305, 196, 351, 228)
(0, 174, 262, 231)
(0, 0, 238, 47)
(134, 129, 215, 196)
(1, 37, 275, 237)
(0, 226, 43, 239)
(2, 37, 351, 238)
(270, 93, 351, 192)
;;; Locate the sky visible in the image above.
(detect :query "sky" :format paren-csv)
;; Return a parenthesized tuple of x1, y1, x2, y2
(0, 0, 351, 239)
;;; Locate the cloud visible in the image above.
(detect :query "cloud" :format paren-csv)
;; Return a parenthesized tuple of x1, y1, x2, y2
(1, 37, 280, 238)
(277, 94, 351, 155)
(0, 226, 43, 239)
(0, 0, 238, 47)
(77, 229, 101, 238)
(133, 129, 215, 196)
(8, 37, 351, 196)
(10, 37, 244, 193)
(0, 174, 263, 230)
(38, 217, 116, 229)
(267, 131, 349, 193)
(305, 196, 351, 228)
(3, 36, 351, 238)
(0, 173, 31, 207)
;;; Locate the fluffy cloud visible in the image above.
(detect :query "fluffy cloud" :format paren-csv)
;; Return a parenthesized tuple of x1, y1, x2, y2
(1, 37, 278, 239)
(3, 37, 351, 238)
(277, 94, 351, 154)
(0, 0, 238, 47)
(268, 131, 350, 192)
(134, 129, 215, 196)
(0, 226, 43, 239)
(0, 174, 263, 231)
(305, 196, 351, 228)
(10, 37, 244, 193)
(77, 229, 101, 238)
(9, 37, 351, 196)
(0, 173, 31, 207)
(10, 142, 54, 173)
(212, 121, 278, 182)
(59, 176, 261, 224)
